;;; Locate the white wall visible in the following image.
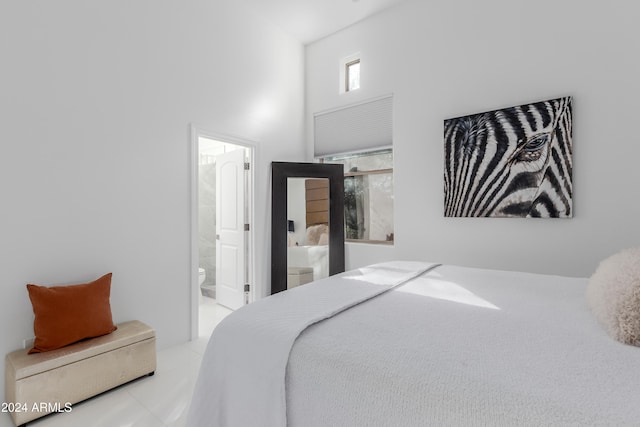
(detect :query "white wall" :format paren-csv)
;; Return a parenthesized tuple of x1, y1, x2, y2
(306, 0, 640, 277)
(287, 178, 307, 246)
(0, 0, 304, 402)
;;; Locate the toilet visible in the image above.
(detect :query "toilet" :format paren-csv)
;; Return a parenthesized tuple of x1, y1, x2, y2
(198, 268, 207, 302)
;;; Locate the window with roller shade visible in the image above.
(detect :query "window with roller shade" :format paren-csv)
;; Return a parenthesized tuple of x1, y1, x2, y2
(314, 95, 394, 244)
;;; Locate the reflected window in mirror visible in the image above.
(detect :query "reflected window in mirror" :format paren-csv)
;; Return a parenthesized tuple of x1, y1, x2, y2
(318, 148, 394, 244)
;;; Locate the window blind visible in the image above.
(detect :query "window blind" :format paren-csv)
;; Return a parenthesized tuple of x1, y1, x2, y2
(314, 95, 393, 157)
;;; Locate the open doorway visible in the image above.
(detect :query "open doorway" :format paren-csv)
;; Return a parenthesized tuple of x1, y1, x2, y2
(190, 126, 254, 340)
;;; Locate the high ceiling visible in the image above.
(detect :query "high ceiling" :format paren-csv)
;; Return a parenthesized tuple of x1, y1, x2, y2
(240, 0, 407, 45)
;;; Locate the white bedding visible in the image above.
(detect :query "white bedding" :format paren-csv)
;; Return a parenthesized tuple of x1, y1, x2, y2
(187, 261, 438, 427)
(287, 245, 329, 279)
(188, 263, 640, 426)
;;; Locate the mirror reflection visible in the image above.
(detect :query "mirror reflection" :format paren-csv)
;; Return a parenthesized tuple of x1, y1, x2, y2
(286, 178, 329, 289)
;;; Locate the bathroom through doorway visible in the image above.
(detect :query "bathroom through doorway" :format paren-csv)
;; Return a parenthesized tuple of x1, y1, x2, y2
(190, 126, 254, 339)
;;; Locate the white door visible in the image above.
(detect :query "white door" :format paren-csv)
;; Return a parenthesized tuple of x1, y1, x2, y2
(215, 149, 246, 310)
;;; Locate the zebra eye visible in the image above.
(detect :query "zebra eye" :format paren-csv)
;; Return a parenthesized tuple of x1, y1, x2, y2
(516, 133, 549, 162)
(523, 134, 548, 152)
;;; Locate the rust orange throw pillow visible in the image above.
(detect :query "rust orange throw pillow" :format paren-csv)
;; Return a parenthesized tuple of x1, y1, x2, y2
(26, 273, 117, 354)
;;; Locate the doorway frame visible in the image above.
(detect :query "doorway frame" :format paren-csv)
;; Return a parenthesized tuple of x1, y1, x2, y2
(189, 124, 256, 340)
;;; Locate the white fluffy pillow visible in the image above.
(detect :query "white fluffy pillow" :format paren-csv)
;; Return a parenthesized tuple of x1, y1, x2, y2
(305, 224, 328, 246)
(586, 247, 640, 346)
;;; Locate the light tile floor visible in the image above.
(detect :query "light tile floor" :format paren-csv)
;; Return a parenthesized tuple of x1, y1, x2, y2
(1, 298, 232, 427)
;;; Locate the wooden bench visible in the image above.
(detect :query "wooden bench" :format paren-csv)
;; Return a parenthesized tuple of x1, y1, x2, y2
(5, 320, 156, 426)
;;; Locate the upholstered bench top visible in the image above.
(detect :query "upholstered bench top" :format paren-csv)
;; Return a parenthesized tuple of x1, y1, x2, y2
(287, 266, 313, 275)
(7, 320, 154, 380)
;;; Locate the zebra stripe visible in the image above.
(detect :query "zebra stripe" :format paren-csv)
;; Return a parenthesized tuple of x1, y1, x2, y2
(444, 97, 573, 218)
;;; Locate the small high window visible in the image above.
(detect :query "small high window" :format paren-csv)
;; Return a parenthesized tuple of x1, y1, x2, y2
(340, 54, 361, 94)
(345, 59, 360, 92)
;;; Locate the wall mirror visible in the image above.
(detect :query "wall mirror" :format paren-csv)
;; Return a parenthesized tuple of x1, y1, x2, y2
(271, 162, 345, 294)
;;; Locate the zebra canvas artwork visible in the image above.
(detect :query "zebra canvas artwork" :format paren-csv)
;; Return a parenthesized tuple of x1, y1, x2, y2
(444, 96, 572, 218)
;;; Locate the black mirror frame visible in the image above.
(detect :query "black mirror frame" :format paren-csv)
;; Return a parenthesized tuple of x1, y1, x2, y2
(271, 162, 345, 294)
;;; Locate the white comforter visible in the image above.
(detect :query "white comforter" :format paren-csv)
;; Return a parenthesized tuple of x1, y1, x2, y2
(188, 263, 640, 426)
(188, 261, 437, 427)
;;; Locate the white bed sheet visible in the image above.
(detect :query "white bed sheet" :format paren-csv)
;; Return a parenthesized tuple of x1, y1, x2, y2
(187, 261, 438, 427)
(287, 245, 328, 280)
(188, 263, 640, 426)
(288, 265, 640, 426)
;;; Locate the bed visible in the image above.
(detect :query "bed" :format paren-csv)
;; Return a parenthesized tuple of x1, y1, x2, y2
(187, 261, 640, 426)
(287, 245, 328, 281)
